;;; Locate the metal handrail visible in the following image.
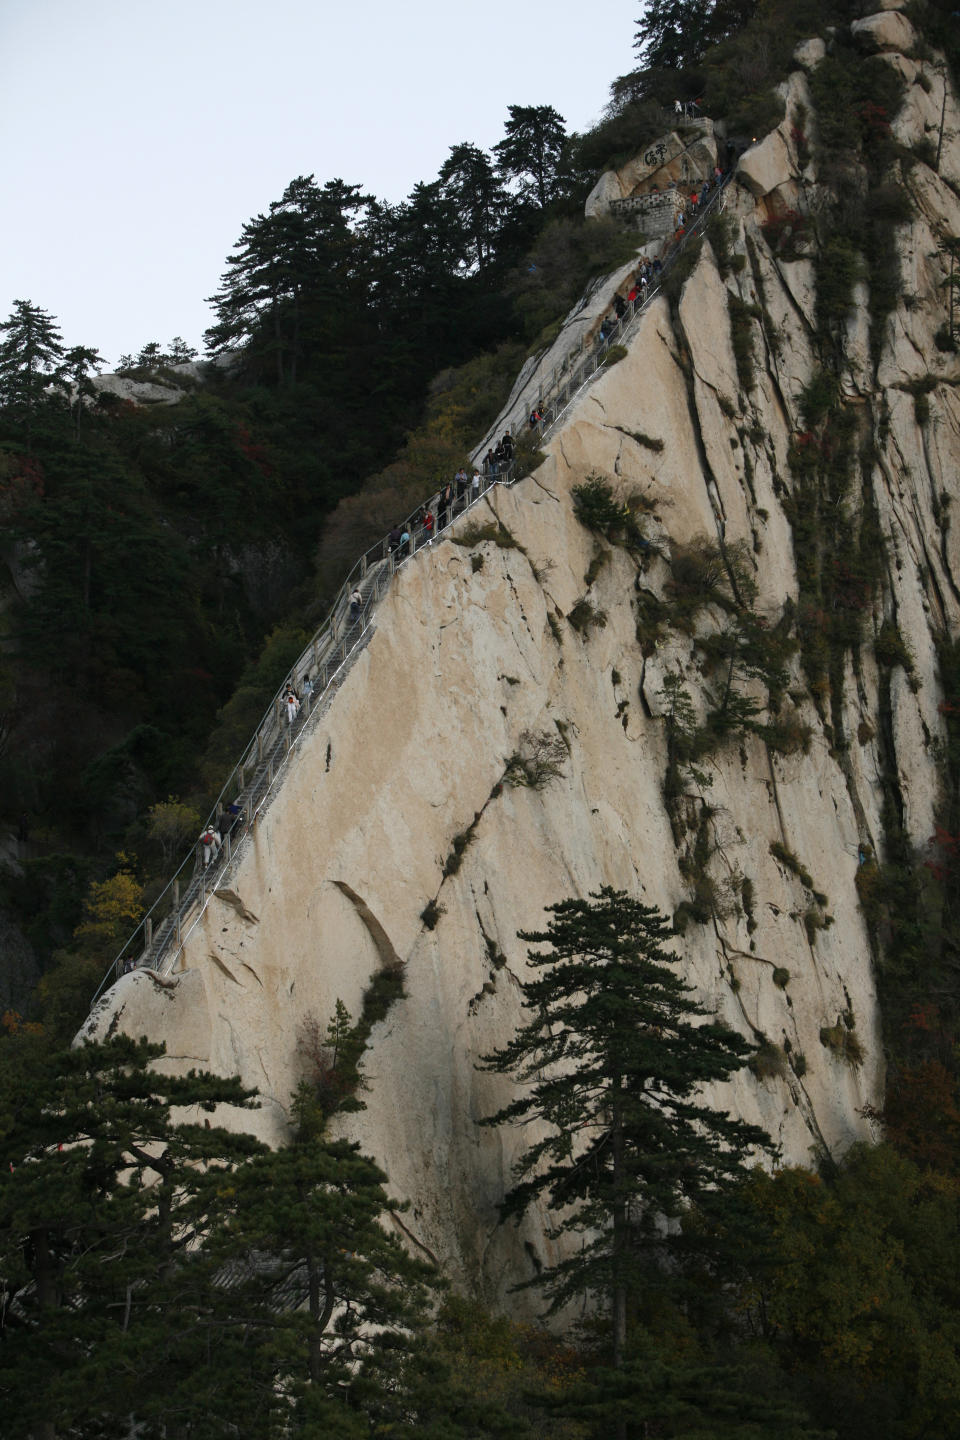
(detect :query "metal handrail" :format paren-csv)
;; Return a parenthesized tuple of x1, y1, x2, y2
(90, 464, 516, 1005)
(90, 173, 732, 1011)
(500, 175, 729, 456)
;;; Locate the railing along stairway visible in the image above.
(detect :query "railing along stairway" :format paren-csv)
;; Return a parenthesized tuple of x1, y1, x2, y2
(90, 170, 731, 1011)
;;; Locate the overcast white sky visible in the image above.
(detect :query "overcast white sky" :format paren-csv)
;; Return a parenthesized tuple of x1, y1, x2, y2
(0, 0, 637, 368)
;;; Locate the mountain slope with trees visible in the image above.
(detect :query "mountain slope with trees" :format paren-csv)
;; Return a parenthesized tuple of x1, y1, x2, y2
(4, 1, 960, 1436)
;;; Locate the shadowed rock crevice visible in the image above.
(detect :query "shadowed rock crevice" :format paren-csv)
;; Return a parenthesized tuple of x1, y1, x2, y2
(333, 881, 402, 970)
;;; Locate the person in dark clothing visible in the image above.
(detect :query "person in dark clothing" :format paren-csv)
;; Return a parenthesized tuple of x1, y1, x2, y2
(218, 805, 241, 845)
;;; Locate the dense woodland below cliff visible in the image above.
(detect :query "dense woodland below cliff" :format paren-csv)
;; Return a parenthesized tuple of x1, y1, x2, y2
(3, 1, 960, 1436)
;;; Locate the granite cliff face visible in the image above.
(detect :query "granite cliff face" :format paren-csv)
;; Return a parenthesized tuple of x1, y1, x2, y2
(84, 14, 960, 1307)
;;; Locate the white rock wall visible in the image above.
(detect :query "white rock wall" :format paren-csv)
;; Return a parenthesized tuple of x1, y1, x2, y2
(84, 32, 960, 1308)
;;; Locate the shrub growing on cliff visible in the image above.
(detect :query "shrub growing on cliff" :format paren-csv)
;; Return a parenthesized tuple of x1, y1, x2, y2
(572, 475, 645, 547)
(504, 730, 568, 790)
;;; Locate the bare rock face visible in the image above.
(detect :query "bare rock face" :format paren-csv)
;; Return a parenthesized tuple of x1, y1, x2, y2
(850, 10, 918, 53)
(793, 37, 826, 69)
(94, 373, 187, 406)
(736, 72, 814, 197)
(84, 40, 960, 1307)
(586, 124, 719, 220)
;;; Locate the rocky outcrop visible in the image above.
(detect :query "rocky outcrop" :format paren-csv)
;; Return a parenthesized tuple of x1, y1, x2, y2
(736, 72, 815, 198)
(83, 32, 960, 1308)
(851, 10, 918, 54)
(585, 123, 719, 223)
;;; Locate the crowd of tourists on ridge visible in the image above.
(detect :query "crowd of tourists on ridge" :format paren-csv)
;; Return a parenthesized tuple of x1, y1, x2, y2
(595, 161, 731, 350)
(385, 455, 499, 562)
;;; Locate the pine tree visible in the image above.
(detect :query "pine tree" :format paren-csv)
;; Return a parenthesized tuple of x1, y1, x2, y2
(205, 174, 372, 385)
(0, 1035, 263, 1438)
(202, 1098, 441, 1434)
(634, 0, 714, 71)
(167, 336, 198, 363)
(438, 144, 511, 273)
(494, 105, 568, 209)
(62, 343, 103, 440)
(481, 887, 771, 1368)
(634, 0, 758, 72)
(0, 299, 66, 449)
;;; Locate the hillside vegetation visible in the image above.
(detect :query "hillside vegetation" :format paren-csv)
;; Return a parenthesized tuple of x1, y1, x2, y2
(3, 2, 960, 1437)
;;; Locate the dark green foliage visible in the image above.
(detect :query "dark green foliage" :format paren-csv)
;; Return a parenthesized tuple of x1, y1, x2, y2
(785, 404, 883, 725)
(728, 295, 760, 391)
(635, 0, 717, 71)
(621, 426, 665, 452)
(804, 906, 834, 945)
(874, 619, 915, 672)
(567, 596, 608, 634)
(205, 175, 373, 384)
(440, 143, 512, 272)
(697, 0, 826, 136)
(660, 237, 703, 317)
(750, 1039, 788, 1080)
(584, 550, 609, 588)
(200, 622, 311, 787)
(740, 1144, 960, 1437)
(770, 840, 816, 891)
(208, 1129, 439, 1434)
(820, 1019, 862, 1063)
(503, 730, 568, 789)
(707, 211, 740, 278)
(0, 300, 66, 449)
(815, 235, 863, 331)
(0, 1036, 264, 1437)
(567, 95, 672, 179)
(636, 589, 671, 655)
(572, 476, 646, 546)
(508, 216, 641, 342)
(443, 812, 483, 877)
(0, 1026, 451, 1439)
(799, 370, 840, 429)
(295, 970, 405, 1127)
(537, 1343, 826, 1439)
(481, 888, 770, 1364)
(807, 46, 908, 364)
(421, 898, 445, 930)
(452, 519, 521, 550)
(663, 536, 763, 637)
(904, 374, 937, 426)
(493, 105, 569, 209)
(676, 805, 725, 926)
(863, 633, 960, 1084)
(741, 875, 758, 933)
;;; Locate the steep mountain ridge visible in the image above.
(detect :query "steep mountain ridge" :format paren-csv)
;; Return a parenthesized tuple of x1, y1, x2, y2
(84, 11, 960, 1306)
